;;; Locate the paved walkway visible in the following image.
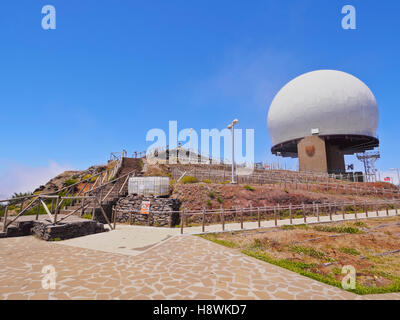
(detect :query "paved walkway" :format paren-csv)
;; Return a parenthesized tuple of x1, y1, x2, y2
(0, 233, 399, 300)
(48, 209, 399, 257)
(59, 225, 180, 256)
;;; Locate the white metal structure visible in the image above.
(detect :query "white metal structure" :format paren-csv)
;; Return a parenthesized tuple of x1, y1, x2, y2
(267, 70, 379, 147)
(128, 176, 170, 197)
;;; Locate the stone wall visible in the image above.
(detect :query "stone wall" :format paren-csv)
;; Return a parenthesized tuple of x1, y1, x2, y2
(115, 194, 181, 227)
(32, 220, 106, 241)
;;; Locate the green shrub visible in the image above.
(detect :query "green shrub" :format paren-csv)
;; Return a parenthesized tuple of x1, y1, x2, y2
(217, 197, 223, 204)
(65, 179, 78, 186)
(207, 200, 212, 207)
(82, 213, 92, 220)
(203, 179, 212, 183)
(332, 267, 342, 275)
(208, 192, 215, 199)
(181, 176, 198, 184)
(353, 221, 367, 228)
(244, 184, 255, 191)
(82, 174, 92, 181)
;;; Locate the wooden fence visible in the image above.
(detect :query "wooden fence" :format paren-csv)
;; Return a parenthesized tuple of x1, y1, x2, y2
(126, 198, 399, 234)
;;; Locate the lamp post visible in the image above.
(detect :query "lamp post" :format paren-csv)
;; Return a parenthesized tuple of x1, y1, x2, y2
(227, 119, 239, 184)
(390, 168, 400, 188)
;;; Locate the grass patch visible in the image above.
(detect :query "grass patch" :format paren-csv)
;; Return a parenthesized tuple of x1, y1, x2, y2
(290, 245, 326, 259)
(339, 247, 360, 255)
(203, 179, 212, 183)
(65, 179, 78, 186)
(312, 225, 363, 234)
(81, 213, 92, 220)
(281, 224, 309, 230)
(243, 184, 255, 191)
(353, 221, 367, 228)
(201, 232, 400, 295)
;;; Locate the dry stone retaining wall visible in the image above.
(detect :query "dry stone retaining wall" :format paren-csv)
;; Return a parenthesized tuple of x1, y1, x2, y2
(115, 194, 181, 227)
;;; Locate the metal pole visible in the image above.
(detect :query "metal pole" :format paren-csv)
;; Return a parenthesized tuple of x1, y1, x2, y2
(231, 125, 235, 184)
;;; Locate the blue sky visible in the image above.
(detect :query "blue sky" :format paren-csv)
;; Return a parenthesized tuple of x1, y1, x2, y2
(0, 0, 399, 196)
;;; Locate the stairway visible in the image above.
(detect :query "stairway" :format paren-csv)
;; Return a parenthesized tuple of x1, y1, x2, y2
(60, 157, 144, 220)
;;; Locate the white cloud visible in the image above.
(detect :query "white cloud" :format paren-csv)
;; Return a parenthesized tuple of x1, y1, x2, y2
(0, 161, 73, 200)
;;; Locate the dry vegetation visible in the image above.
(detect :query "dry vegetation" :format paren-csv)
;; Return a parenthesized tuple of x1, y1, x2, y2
(171, 182, 374, 211)
(200, 216, 400, 294)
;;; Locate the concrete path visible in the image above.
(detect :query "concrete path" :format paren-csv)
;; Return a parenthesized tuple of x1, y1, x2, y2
(0, 233, 399, 300)
(59, 225, 180, 256)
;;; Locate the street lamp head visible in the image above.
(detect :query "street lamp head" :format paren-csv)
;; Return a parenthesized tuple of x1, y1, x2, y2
(232, 119, 239, 125)
(227, 124, 232, 129)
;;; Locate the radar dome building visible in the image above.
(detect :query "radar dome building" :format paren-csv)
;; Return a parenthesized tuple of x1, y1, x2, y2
(267, 70, 379, 174)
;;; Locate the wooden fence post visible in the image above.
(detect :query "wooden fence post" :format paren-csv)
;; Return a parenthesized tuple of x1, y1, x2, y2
(386, 201, 389, 216)
(329, 202, 332, 221)
(202, 207, 205, 233)
(302, 203, 306, 223)
(221, 207, 225, 231)
(342, 202, 346, 220)
(289, 203, 292, 225)
(2, 206, 8, 232)
(148, 209, 151, 226)
(354, 200, 357, 220)
(376, 201, 379, 217)
(54, 196, 60, 224)
(113, 205, 117, 230)
(365, 201, 368, 218)
(274, 206, 277, 226)
(257, 207, 261, 228)
(180, 210, 184, 234)
(240, 208, 244, 229)
(36, 198, 41, 220)
(316, 203, 320, 222)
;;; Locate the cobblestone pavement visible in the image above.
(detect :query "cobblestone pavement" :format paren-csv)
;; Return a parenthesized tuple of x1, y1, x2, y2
(0, 235, 399, 300)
